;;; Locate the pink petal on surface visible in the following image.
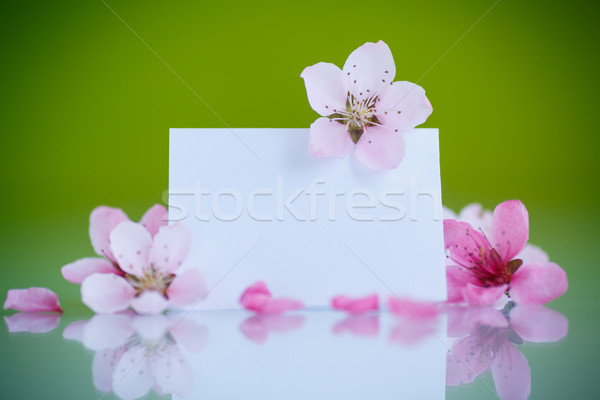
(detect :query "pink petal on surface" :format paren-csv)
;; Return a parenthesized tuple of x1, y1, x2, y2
(510, 305, 568, 343)
(130, 291, 169, 315)
(300, 62, 346, 116)
(4, 313, 61, 333)
(332, 314, 379, 337)
(489, 200, 529, 263)
(446, 334, 494, 386)
(166, 268, 207, 308)
(509, 262, 568, 305)
(82, 314, 135, 350)
(342, 40, 396, 100)
(446, 264, 477, 303)
(150, 223, 191, 274)
(308, 117, 354, 158)
(240, 281, 303, 314)
(61, 257, 121, 284)
(462, 283, 507, 306)
(354, 125, 405, 170)
(139, 204, 168, 237)
(517, 243, 549, 264)
(331, 294, 379, 314)
(377, 81, 432, 131)
(388, 297, 439, 320)
(491, 340, 531, 400)
(89, 206, 129, 263)
(81, 273, 136, 314)
(443, 219, 491, 268)
(109, 221, 152, 275)
(3, 287, 62, 313)
(458, 203, 493, 234)
(112, 346, 154, 400)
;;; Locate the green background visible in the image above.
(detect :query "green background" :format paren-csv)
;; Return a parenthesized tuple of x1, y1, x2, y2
(0, 0, 598, 399)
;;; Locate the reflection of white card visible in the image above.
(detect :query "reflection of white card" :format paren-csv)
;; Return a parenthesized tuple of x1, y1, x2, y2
(169, 128, 446, 309)
(172, 311, 447, 400)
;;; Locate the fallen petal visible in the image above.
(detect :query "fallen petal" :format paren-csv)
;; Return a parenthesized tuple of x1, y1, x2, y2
(3, 287, 63, 313)
(331, 294, 379, 314)
(388, 297, 439, 320)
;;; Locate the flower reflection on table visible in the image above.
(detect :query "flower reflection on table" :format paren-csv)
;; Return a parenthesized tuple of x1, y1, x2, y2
(62, 312, 207, 400)
(445, 302, 568, 400)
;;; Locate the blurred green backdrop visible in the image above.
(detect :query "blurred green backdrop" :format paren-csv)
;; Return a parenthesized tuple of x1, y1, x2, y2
(1, 0, 598, 304)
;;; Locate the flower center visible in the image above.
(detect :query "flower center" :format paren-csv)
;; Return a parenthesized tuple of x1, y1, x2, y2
(328, 91, 381, 143)
(125, 266, 176, 296)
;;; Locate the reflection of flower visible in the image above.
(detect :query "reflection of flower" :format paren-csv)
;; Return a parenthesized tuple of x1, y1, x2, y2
(77, 221, 206, 314)
(301, 41, 432, 170)
(64, 312, 206, 400)
(446, 303, 568, 400)
(444, 200, 567, 305)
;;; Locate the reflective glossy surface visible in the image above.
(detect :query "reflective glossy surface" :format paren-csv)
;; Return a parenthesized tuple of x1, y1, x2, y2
(2, 298, 595, 400)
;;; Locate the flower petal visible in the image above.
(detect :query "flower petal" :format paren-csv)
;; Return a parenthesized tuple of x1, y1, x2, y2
(150, 223, 191, 274)
(4, 313, 61, 334)
(166, 269, 207, 308)
(354, 125, 405, 170)
(130, 291, 169, 315)
(491, 340, 531, 400)
(462, 283, 507, 306)
(509, 262, 568, 305)
(240, 281, 303, 314)
(446, 264, 477, 303)
(139, 204, 168, 238)
(490, 200, 529, 262)
(388, 297, 439, 320)
(308, 117, 354, 158)
(343, 40, 395, 100)
(377, 81, 432, 131)
(443, 219, 491, 268)
(81, 274, 136, 314)
(510, 305, 568, 343)
(517, 243, 549, 264)
(109, 221, 152, 275)
(3, 287, 62, 313)
(458, 203, 493, 234)
(331, 294, 378, 314)
(61, 257, 121, 284)
(89, 206, 129, 263)
(300, 62, 346, 116)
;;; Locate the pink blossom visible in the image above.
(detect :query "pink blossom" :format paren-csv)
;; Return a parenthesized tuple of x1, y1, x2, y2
(301, 40, 432, 170)
(444, 200, 567, 306)
(446, 304, 568, 400)
(240, 281, 303, 314)
(3, 287, 63, 313)
(78, 221, 207, 314)
(62, 204, 168, 285)
(331, 294, 379, 314)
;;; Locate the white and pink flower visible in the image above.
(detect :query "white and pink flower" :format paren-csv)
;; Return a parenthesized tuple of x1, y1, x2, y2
(444, 200, 567, 306)
(62, 205, 206, 314)
(301, 40, 432, 170)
